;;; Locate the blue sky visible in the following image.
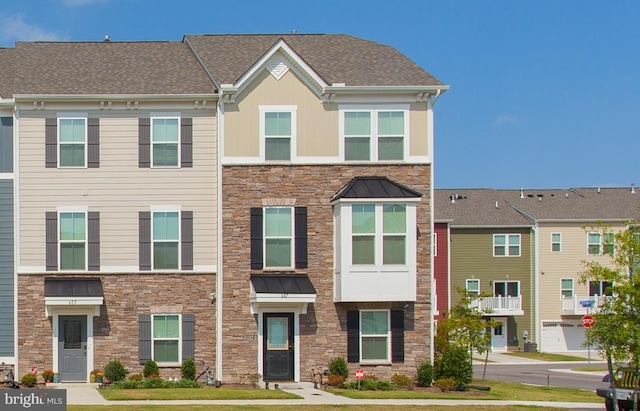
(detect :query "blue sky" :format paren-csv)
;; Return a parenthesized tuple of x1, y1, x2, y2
(1, 0, 638, 189)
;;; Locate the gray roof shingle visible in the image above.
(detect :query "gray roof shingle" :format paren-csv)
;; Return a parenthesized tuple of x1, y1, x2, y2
(12, 41, 216, 96)
(185, 34, 444, 87)
(0, 48, 15, 98)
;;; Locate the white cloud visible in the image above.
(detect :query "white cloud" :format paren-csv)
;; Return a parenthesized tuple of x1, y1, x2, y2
(0, 14, 63, 43)
(493, 114, 517, 126)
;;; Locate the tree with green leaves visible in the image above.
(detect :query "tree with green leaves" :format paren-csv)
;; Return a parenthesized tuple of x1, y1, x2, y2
(580, 222, 640, 411)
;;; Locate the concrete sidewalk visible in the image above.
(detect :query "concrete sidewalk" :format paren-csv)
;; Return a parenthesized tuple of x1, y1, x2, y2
(482, 350, 606, 365)
(50, 380, 605, 409)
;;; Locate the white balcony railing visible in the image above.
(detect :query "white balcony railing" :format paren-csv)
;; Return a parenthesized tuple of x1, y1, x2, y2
(561, 295, 608, 315)
(470, 296, 523, 316)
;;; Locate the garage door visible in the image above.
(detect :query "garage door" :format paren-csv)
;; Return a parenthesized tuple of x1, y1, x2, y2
(541, 320, 586, 352)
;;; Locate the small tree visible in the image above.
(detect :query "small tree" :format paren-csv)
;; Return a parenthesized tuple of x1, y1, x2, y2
(143, 359, 159, 378)
(580, 222, 640, 411)
(181, 358, 196, 381)
(104, 359, 127, 382)
(327, 356, 349, 379)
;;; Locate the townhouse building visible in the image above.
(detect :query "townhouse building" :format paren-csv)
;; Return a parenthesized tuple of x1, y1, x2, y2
(0, 33, 447, 383)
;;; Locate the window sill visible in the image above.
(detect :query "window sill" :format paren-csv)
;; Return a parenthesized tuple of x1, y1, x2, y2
(358, 361, 392, 366)
(156, 363, 181, 368)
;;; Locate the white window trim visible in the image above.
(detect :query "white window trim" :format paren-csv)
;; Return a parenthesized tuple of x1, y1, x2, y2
(339, 104, 409, 162)
(151, 209, 182, 271)
(58, 210, 88, 271)
(350, 203, 411, 267)
(551, 232, 562, 252)
(359, 309, 391, 363)
(57, 115, 88, 168)
(466, 279, 480, 296)
(493, 280, 520, 297)
(493, 234, 521, 257)
(587, 232, 602, 255)
(151, 313, 182, 366)
(259, 105, 297, 163)
(560, 278, 574, 298)
(263, 206, 295, 270)
(150, 114, 181, 168)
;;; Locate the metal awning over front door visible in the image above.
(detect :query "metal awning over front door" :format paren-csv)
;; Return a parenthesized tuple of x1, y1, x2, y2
(44, 278, 104, 316)
(250, 274, 316, 314)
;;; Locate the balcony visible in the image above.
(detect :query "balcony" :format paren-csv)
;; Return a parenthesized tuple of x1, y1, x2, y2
(561, 295, 608, 315)
(470, 296, 523, 316)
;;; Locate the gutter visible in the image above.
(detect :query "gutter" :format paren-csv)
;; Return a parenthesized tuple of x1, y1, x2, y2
(14, 93, 218, 102)
(215, 92, 224, 382)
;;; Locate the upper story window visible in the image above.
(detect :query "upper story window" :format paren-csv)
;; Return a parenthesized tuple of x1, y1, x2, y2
(59, 118, 86, 167)
(260, 106, 296, 162)
(466, 279, 480, 297)
(59, 212, 86, 270)
(587, 232, 614, 255)
(589, 280, 613, 296)
(152, 117, 180, 167)
(250, 206, 308, 270)
(493, 234, 521, 257)
(352, 204, 407, 265)
(494, 280, 519, 297)
(138, 209, 193, 272)
(587, 232, 601, 255)
(561, 278, 573, 298)
(153, 211, 180, 270)
(551, 233, 562, 252)
(341, 107, 407, 162)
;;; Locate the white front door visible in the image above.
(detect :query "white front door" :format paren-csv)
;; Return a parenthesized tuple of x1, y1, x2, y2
(492, 317, 508, 352)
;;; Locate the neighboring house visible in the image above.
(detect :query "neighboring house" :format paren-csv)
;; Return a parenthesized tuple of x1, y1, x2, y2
(0, 33, 448, 383)
(6, 40, 218, 381)
(433, 222, 449, 320)
(435, 190, 535, 352)
(504, 187, 640, 352)
(186, 34, 448, 381)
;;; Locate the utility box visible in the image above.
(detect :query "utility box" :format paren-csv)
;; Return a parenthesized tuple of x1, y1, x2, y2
(524, 342, 538, 353)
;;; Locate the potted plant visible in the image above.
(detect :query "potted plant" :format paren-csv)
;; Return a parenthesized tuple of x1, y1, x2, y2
(90, 369, 101, 383)
(42, 369, 54, 383)
(52, 372, 60, 383)
(95, 371, 104, 384)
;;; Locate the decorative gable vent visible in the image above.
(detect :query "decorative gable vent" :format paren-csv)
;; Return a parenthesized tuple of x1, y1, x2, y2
(267, 55, 290, 80)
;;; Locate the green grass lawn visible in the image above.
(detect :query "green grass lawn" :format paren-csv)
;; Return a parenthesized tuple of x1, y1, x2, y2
(99, 386, 300, 401)
(68, 406, 586, 411)
(501, 351, 593, 362)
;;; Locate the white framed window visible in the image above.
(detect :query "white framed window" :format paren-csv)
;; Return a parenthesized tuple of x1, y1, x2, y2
(466, 279, 480, 297)
(341, 107, 407, 162)
(551, 233, 562, 252)
(59, 211, 86, 270)
(560, 278, 573, 298)
(589, 280, 613, 296)
(152, 211, 180, 270)
(152, 314, 181, 365)
(58, 117, 87, 167)
(151, 117, 180, 167)
(352, 203, 407, 265)
(360, 310, 390, 362)
(263, 207, 294, 268)
(603, 232, 615, 255)
(493, 234, 521, 257)
(493, 280, 519, 297)
(260, 106, 296, 162)
(587, 232, 602, 255)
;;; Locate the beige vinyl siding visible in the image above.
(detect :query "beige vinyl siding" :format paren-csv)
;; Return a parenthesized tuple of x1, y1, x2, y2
(538, 222, 624, 320)
(409, 102, 429, 157)
(224, 68, 338, 158)
(450, 227, 534, 343)
(18, 110, 217, 270)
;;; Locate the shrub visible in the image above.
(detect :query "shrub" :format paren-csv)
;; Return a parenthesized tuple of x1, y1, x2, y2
(390, 373, 413, 387)
(142, 376, 170, 389)
(21, 373, 37, 387)
(327, 374, 345, 387)
(327, 357, 349, 379)
(104, 359, 127, 382)
(128, 373, 143, 382)
(434, 377, 458, 392)
(181, 358, 196, 381)
(143, 359, 159, 378)
(111, 380, 141, 389)
(174, 378, 200, 388)
(416, 361, 434, 387)
(434, 345, 472, 389)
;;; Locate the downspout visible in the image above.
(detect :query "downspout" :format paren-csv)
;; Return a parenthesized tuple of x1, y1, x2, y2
(215, 95, 224, 382)
(427, 92, 436, 364)
(532, 224, 539, 348)
(13, 103, 19, 375)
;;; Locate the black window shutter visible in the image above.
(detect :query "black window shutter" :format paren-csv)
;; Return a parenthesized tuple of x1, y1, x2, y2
(45, 212, 58, 271)
(294, 207, 308, 269)
(347, 311, 360, 363)
(45, 118, 57, 168)
(139, 118, 151, 168)
(181, 118, 193, 168)
(250, 208, 263, 269)
(87, 118, 100, 168)
(139, 314, 152, 364)
(182, 314, 195, 360)
(181, 211, 193, 270)
(391, 310, 405, 363)
(139, 211, 151, 270)
(88, 212, 100, 271)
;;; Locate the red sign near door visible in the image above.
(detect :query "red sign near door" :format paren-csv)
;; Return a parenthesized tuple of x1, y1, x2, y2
(582, 314, 595, 328)
(355, 369, 364, 380)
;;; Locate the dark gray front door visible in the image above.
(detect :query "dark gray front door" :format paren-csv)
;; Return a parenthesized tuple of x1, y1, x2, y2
(59, 315, 87, 381)
(263, 313, 294, 381)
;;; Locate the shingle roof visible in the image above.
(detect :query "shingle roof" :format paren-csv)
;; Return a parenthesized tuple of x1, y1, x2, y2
(185, 34, 444, 87)
(12, 41, 216, 95)
(0, 48, 15, 98)
(331, 176, 422, 201)
(435, 187, 640, 226)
